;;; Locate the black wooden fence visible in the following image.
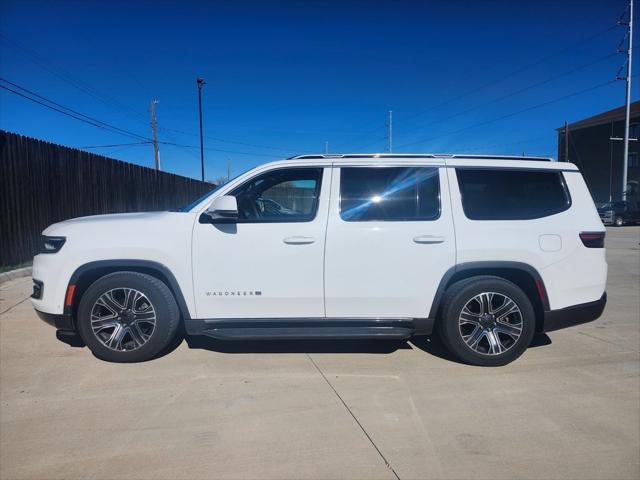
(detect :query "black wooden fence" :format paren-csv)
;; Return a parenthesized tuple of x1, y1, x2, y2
(0, 130, 214, 268)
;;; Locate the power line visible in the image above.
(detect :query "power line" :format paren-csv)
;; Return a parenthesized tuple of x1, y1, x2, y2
(351, 23, 622, 150)
(0, 78, 289, 160)
(77, 142, 152, 149)
(455, 133, 553, 154)
(0, 78, 150, 141)
(0, 34, 307, 155)
(159, 126, 295, 152)
(400, 23, 620, 126)
(0, 82, 151, 142)
(0, 33, 148, 123)
(400, 52, 620, 136)
(0, 33, 383, 154)
(158, 141, 281, 158)
(397, 79, 620, 149)
(0, 34, 203, 166)
(0, 32, 219, 166)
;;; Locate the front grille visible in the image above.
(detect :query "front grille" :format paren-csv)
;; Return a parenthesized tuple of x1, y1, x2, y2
(31, 279, 43, 299)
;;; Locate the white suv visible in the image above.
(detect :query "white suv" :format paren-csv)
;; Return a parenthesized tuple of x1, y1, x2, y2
(31, 154, 607, 366)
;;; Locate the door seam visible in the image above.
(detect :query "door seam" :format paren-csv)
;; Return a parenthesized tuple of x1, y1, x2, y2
(321, 166, 334, 317)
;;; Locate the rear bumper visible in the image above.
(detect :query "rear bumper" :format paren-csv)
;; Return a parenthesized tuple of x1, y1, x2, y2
(543, 292, 607, 332)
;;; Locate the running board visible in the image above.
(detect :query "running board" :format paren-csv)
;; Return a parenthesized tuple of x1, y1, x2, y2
(185, 318, 416, 340)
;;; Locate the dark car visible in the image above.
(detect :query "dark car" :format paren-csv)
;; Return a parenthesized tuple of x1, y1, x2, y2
(597, 200, 640, 226)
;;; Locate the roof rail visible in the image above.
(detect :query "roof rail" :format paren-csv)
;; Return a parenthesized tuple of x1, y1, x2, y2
(287, 153, 553, 161)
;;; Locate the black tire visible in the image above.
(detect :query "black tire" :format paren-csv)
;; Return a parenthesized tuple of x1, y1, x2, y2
(437, 276, 536, 367)
(77, 271, 180, 362)
(614, 216, 624, 227)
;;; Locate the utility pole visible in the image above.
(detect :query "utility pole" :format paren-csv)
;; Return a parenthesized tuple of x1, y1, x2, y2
(197, 77, 206, 181)
(227, 159, 231, 182)
(621, 0, 634, 198)
(564, 121, 569, 163)
(150, 99, 160, 170)
(324, 141, 329, 154)
(387, 110, 393, 153)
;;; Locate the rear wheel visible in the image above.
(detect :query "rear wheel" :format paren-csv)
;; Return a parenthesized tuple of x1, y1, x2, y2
(437, 276, 536, 366)
(614, 216, 624, 227)
(77, 272, 180, 362)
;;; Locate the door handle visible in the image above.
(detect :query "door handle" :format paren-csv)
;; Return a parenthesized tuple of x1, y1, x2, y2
(283, 236, 316, 245)
(413, 235, 445, 244)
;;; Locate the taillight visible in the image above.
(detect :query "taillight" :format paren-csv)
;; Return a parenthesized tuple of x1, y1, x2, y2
(579, 231, 605, 248)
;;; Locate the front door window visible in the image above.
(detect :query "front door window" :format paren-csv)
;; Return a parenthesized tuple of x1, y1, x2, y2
(230, 168, 323, 223)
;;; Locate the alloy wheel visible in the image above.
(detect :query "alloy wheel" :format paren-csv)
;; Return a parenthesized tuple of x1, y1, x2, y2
(458, 292, 523, 355)
(90, 288, 156, 351)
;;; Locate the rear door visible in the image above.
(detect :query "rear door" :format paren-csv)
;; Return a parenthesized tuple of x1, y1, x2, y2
(324, 163, 456, 318)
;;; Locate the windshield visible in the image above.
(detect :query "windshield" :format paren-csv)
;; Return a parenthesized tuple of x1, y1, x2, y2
(174, 184, 225, 212)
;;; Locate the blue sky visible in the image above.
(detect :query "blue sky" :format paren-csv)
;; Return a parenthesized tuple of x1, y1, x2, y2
(1, 0, 638, 181)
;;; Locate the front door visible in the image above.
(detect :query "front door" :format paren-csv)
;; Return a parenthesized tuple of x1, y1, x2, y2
(324, 165, 456, 318)
(192, 166, 330, 319)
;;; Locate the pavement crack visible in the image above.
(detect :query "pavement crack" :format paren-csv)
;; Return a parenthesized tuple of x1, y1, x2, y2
(0, 296, 30, 316)
(306, 353, 401, 480)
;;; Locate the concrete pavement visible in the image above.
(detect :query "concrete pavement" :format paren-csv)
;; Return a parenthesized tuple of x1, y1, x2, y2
(1, 227, 638, 480)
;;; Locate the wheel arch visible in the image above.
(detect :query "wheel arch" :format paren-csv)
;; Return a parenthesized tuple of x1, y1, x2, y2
(65, 260, 192, 329)
(428, 261, 549, 333)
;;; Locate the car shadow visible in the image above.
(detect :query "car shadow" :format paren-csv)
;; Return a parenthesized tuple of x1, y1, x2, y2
(58, 326, 553, 362)
(409, 335, 461, 363)
(410, 332, 553, 364)
(184, 335, 412, 354)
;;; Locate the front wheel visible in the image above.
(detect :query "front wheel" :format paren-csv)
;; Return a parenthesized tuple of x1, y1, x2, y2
(614, 216, 624, 227)
(77, 272, 180, 362)
(437, 276, 536, 366)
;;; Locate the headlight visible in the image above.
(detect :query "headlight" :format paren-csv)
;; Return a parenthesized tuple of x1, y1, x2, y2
(40, 236, 66, 253)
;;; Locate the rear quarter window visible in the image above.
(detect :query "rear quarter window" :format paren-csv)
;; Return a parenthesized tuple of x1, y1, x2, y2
(456, 168, 571, 220)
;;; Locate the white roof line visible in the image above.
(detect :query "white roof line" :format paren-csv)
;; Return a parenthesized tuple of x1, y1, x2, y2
(288, 153, 554, 161)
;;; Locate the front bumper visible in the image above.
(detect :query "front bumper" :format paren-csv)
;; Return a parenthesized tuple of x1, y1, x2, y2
(543, 292, 607, 332)
(35, 309, 84, 347)
(35, 309, 75, 331)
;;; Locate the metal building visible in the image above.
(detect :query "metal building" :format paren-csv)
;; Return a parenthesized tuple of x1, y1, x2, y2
(557, 101, 639, 204)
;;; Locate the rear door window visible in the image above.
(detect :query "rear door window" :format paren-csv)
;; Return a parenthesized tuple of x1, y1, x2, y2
(340, 167, 440, 221)
(456, 169, 571, 220)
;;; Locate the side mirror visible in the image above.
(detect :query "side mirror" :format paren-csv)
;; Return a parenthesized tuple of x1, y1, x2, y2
(204, 195, 238, 222)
